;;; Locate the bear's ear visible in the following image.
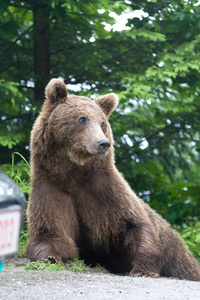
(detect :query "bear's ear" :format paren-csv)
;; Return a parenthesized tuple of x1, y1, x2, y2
(45, 78, 68, 104)
(94, 93, 119, 117)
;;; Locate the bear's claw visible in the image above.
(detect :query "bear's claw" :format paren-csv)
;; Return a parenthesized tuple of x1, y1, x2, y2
(44, 255, 63, 265)
(129, 270, 160, 278)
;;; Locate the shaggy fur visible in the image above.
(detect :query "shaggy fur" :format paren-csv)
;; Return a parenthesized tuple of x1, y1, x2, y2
(26, 78, 200, 281)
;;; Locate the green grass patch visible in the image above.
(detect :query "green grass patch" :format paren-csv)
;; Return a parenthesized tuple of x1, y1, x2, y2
(18, 221, 29, 257)
(4, 265, 16, 269)
(24, 258, 89, 272)
(69, 258, 88, 272)
(25, 260, 65, 271)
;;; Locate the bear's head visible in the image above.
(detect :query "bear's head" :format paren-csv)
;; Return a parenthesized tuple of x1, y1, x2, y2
(39, 78, 119, 166)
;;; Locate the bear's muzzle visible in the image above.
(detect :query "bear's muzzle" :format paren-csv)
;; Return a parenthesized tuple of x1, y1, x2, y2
(98, 139, 110, 154)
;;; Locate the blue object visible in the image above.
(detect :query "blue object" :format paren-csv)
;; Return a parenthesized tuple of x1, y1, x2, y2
(0, 262, 4, 272)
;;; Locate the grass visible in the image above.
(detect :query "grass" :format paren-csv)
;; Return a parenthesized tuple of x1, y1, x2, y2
(68, 258, 89, 272)
(4, 265, 16, 269)
(18, 221, 29, 257)
(24, 258, 91, 272)
(25, 260, 65, 271)
(11, 151, 31, 194)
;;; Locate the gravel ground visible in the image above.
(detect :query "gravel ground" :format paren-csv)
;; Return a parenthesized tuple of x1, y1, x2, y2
(0, 258, 200, 300)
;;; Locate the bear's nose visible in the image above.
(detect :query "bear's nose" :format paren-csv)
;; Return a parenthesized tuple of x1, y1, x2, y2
(98, 139, 110, 154)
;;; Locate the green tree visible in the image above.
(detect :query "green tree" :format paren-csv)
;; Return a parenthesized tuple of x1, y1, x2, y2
(0, 0, 123, 163)
(113, 0, 200, 226)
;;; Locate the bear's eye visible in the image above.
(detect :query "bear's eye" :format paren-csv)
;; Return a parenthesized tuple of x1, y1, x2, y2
(79, 116, 88, 124)
(101, 121, 105, 129)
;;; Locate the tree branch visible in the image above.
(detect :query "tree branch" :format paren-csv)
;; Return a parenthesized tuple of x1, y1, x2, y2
(0, 25, 34, 56)
(0, 37, 32, 53)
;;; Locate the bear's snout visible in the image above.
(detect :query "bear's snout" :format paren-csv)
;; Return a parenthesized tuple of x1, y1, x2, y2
(98, 139, 110, 154)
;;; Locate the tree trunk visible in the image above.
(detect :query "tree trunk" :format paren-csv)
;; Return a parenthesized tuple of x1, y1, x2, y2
(33, 2, 51, 103)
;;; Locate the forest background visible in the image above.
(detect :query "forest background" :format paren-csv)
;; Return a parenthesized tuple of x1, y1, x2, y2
(0, 0, 200, 261)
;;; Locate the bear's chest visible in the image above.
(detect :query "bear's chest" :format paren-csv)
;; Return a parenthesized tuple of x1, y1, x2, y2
(73, 185, 121, 248)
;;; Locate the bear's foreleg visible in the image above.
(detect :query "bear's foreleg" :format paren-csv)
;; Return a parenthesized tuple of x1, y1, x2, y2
(26, 235, 78, 264)
(26, 181, 79, 264)
(124, 221, 162, 278)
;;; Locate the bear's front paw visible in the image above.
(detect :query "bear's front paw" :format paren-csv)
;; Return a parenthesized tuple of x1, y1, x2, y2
(129, 270, 160, 278)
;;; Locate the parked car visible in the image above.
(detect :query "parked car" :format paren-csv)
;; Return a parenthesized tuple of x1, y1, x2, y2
(0, 171, 26, 271)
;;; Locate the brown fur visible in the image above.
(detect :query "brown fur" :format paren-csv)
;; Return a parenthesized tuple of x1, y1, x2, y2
(26, 78, 200, 281)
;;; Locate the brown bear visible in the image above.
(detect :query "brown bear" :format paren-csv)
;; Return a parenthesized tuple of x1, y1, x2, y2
(26, 78, 200, 281)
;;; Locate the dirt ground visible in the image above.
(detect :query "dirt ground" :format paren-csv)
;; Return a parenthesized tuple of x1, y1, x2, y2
(1, 258, 200, 300)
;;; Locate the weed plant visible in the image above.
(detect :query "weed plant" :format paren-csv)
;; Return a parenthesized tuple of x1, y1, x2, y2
(25, 260, 65, 271)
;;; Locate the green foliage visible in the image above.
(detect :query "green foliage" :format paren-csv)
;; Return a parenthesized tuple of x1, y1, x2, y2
(0, 80, 28, 150)
(18, 220, 29, 258)
(11, 152, 31, 194)
(0, 152, 31, 194)
(69, 258, 88, 272)
(25, 260, 65, 271)
(25, 258, 89, 272)
(175, 222, 200, 262)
